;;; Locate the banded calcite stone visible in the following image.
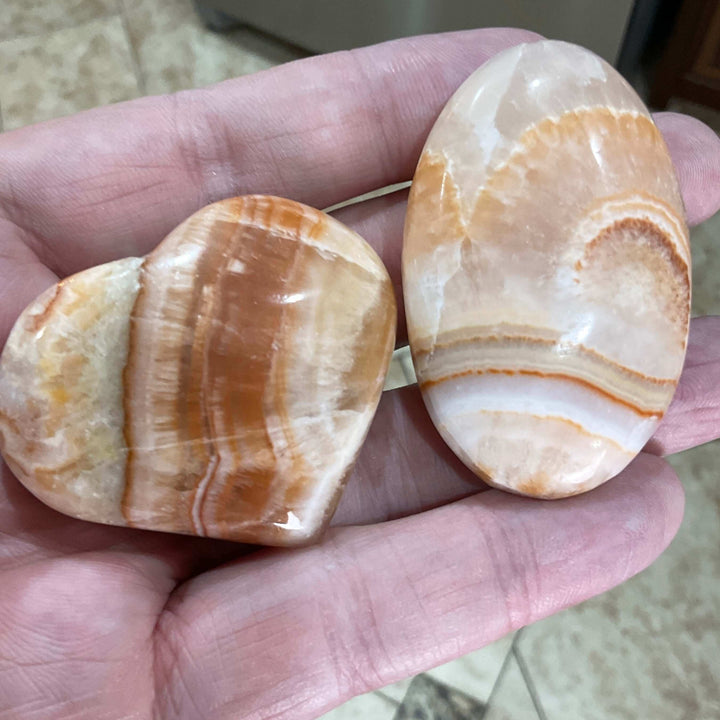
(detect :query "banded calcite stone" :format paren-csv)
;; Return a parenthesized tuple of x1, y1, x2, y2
(0, 196, 396, 545)
(403, 40, 690, 498)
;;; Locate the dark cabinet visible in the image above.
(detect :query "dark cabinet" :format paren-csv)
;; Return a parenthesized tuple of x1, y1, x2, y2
(651, 0, 720, 108)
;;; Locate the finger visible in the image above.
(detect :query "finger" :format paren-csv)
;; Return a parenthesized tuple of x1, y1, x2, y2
(0, 29, 541, 276)
(645, 315, 720, 455)
(654, 112, 720, 226)
(152, 452, 682, 720)
(0, 229, 57, 345)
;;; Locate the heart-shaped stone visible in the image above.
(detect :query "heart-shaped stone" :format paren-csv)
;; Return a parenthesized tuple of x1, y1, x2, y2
(0, 196, 396, 544)
(403, 40, 690, 498)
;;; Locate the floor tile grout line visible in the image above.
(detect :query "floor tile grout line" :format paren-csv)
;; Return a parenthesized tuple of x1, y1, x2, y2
(373, 689, 401, 707)
(478, 637, 516, 720)
(117, 0, 147, 96)
(0, 10, 121, 45)
(513, 638, 549, 720)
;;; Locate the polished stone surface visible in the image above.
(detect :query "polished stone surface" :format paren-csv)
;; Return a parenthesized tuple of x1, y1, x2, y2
(0, 196, 396, 545)
(403, 40, 690, 499)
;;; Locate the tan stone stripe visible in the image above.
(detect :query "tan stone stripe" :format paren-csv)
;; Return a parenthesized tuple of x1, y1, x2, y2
(0, 408, 20, 439)
(413, 329, 676, 411)
(420, 368, 665, 418)
(415, 329, 677, 384)
(178, 218, 231, 535)
(582, 190, 689, 258)
(196, 208, 293, 535)
(122, 215, 228, 530)
(582, 216, 689, 291)
(29, 283, 64, 333)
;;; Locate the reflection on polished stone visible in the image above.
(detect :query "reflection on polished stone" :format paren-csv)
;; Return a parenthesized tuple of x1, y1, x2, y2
(0, 196, 396, 545)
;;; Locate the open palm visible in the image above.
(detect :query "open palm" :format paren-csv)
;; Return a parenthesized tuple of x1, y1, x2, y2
(1, 28, 719, 720)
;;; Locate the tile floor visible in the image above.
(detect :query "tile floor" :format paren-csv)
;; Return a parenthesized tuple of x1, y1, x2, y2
(0, 2, 718, 718)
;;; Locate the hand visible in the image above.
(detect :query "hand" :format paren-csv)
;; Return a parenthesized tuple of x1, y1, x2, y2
(0, 28, 718, 720)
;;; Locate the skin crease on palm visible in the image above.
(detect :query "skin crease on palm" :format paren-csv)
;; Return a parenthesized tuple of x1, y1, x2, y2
(0, 28, 719, 720)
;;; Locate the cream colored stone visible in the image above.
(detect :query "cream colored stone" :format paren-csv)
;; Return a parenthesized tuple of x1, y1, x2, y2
(403, 41, 690, 498)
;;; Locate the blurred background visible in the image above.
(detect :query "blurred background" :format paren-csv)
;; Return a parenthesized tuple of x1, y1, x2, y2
(0, 1, 718, 718)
